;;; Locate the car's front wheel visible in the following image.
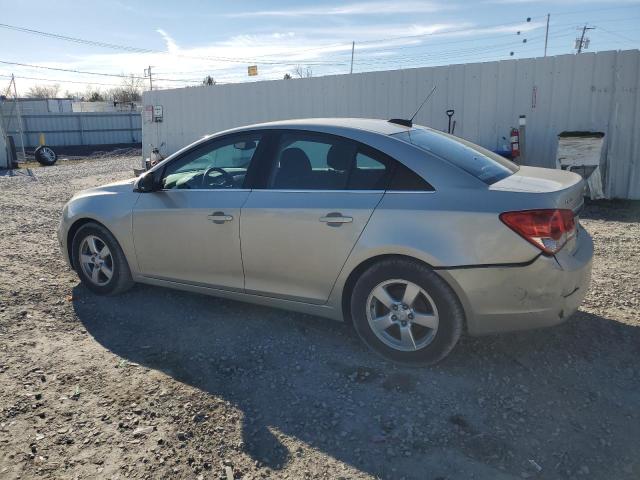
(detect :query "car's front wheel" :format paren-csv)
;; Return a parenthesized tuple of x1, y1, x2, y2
(71, 223, 134, 295)
(351, 258, 464, 365)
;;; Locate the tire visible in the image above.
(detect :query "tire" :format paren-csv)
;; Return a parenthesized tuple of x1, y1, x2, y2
(350, 258, 464, 365)
(34, 145, 57, 166)
(71, 223, 134, 295)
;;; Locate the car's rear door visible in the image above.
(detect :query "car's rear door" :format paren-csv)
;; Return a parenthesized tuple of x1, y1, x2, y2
(132, 132, 263, 290)
(240, 130, 394, 304)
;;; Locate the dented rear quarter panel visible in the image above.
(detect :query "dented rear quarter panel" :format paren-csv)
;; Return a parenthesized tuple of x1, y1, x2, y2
(441, 226, 593, 335)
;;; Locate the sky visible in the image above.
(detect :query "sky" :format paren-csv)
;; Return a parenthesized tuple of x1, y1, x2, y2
(0, 0, 639, 96)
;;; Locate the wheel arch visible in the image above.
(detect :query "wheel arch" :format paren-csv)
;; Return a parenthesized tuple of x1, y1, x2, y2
(339, 253, 472, 331)
(66, 217, 112, 269)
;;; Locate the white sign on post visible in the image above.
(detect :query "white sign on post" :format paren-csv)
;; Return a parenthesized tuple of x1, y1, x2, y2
(144, 105, 153, 123)
(153, 105, 163, 122)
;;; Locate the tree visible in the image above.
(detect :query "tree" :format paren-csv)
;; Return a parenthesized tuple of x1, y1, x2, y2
(107, 75, 143, 104)
(283, 73, 292, 80)
(25, 84, 60, 98)
(202, 75, 216, 86)
(87, 90, 105, 102)
(293, 65, 312, 78)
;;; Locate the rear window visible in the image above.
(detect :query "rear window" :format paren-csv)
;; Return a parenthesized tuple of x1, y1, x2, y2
(392, 128, 518, 185)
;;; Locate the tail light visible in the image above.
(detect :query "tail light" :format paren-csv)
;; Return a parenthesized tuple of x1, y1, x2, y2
(499, 209, 576, 255)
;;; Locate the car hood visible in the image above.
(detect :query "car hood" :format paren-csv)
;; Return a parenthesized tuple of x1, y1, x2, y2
(73, 178, 137, 199)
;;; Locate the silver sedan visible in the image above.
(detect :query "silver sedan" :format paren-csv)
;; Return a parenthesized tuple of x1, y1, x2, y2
(58, 118, 593, 364)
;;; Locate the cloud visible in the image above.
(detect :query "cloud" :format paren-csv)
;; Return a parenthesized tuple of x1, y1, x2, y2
(10, 20, 543, 94)
(299, 22, 465, 40)
(156, 29, 179, 53)
(227, 1, 451, 17)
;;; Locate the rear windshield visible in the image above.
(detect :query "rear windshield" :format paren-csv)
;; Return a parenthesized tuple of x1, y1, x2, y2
(392, 128, 518, 185)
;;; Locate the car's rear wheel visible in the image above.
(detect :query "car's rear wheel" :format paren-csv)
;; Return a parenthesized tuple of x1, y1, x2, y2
(71, 223, 134, 295)
(351, 258, 464, 365)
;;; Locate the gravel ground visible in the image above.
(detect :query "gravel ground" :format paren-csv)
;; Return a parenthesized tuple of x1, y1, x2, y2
(1, 156, 639, 480)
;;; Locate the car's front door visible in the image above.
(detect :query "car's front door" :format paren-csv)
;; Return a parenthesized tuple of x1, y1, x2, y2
(240, 130, 395, 303)
(132, 132, 263, 290)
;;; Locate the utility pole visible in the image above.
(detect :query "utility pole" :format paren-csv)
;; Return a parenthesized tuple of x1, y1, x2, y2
(576, 25, 595, 53)
(144, 66, 153, 90)
(544, 14, 550, 57)
(10, 74, 26, 161)
(350, 41, 355, 74)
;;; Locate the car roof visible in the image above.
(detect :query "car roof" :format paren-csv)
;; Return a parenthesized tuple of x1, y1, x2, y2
(232, 118, 412, 136)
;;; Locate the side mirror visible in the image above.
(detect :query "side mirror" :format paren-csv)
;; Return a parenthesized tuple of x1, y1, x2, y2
(135, 171, 159, 192)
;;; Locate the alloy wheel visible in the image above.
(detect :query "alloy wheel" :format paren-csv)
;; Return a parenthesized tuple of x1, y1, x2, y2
(40, 147, 56, 163)
(79, 235, 114, 286)
(366, 279, 439, 352)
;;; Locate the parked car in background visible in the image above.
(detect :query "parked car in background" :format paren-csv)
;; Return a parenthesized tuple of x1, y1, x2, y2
(58, 118, 593, 364)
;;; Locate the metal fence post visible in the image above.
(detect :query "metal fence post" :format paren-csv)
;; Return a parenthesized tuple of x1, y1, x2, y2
(518, 115, 527, 165)
(77, 114, 84, 145)
(129, 113, 135, 143)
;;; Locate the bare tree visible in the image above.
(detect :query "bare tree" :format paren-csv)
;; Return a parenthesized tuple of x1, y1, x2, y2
(83, 86, 105, 102)
(202, 75, 216, 86)
(25, 84, 60, 98)
(293, 65, 312, 78)
(107, 75, 143, 103)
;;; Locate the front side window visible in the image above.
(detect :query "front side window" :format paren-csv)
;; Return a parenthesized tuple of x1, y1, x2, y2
(392, 128, 518, 185)
(161, 133, 261, 190)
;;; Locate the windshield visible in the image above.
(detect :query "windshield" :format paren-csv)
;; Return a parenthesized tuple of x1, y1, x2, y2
(392, 128, 518, 185)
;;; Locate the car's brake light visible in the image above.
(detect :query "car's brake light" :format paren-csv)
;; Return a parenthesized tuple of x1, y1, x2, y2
(499, 209, 576, 255)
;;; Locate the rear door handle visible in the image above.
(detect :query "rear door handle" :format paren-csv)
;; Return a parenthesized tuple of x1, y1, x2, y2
(319, 213, 353, 225)
(208, 211, 233, 224)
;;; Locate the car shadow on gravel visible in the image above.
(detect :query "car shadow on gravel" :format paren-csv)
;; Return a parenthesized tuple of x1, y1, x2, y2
(73, 283, 640, 479)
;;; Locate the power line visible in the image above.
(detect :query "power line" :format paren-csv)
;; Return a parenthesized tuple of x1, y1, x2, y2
(154, 30, 549, 75)
(0, 6, 637, 73)
(252, 18, 550, 62)
(0, 30, 603, 90)
(2, 14, 634, 91)
(0, 22, 345, 66)
(154, 22, 598, 75)
(547, 4, 640, 18)
(350, 30, 572, 67)
(337, 17, 625, 59)
(0, 18, 550, 66)
(0, 73, 135, 87)
(596, 26, 639, 46)
(189, 6, 640, 62)
(0, 59, 199, 83)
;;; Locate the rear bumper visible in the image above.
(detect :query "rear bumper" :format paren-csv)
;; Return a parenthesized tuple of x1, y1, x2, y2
(443, 226, 593, 335)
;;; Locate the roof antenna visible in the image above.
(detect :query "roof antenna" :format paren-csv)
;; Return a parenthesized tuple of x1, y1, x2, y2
(389, 84, 437, 128)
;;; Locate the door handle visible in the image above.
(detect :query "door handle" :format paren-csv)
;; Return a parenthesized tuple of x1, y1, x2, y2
(208, 211, 233, 224)
(319, 213, 353, 225)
